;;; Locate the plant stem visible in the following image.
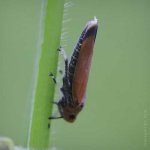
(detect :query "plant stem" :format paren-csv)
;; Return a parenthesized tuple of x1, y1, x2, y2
(29, 0, 65, 148)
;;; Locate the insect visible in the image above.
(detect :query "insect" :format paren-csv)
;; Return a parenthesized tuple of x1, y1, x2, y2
(49, 17, 98, 123)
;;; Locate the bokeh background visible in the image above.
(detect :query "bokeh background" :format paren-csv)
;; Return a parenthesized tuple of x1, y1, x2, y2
(0, 0, 150, 150)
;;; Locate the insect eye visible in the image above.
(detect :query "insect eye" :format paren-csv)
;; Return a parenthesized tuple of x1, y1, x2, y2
(69, 114, 76, 120)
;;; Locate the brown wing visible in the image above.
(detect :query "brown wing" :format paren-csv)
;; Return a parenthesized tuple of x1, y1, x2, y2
(72, 35, 95, 104)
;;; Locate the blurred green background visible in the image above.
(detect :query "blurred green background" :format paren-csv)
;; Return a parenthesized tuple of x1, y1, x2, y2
(0, 0, 43, 146)
(0, 0, 150, 150)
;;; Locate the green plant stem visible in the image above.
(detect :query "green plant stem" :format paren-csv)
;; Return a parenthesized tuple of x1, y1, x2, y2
(29, 0, 65, 148)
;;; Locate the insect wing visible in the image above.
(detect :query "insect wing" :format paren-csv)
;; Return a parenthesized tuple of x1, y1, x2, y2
(72, 19, 98, 104)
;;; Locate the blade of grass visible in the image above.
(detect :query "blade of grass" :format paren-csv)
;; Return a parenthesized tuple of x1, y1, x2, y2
(29, 0, 65, 148)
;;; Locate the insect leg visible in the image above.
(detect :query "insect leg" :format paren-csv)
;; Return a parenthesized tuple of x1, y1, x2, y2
(49, 72, 63, 97)
(49, 72, 57, 84)
(58, 46, 68, 62)
(48, 101, 63, 128)
(48, 116, 63, 119)
(58, 46, 69, 76)
(48, 102, 64, 120)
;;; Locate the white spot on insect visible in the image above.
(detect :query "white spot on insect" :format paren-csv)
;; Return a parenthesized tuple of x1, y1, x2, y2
(94, 16, 98, 22)
(86, 17, 98, 32)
